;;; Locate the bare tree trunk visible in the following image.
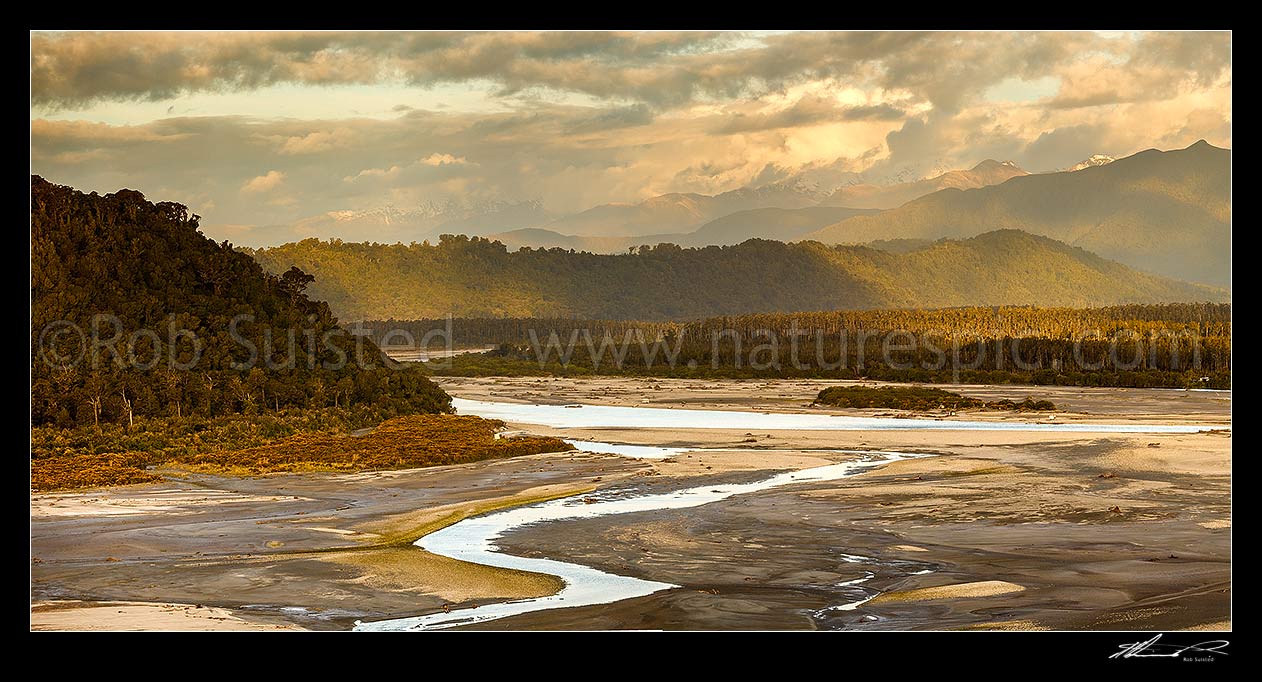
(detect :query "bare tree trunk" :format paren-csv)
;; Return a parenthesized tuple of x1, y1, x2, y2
(88, 395, 101, 428)
(120, 386, 133, 428)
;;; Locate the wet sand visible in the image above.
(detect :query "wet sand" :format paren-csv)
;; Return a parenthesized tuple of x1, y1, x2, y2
(31, 377, 1230, 631)
(31, 600, 305, 631)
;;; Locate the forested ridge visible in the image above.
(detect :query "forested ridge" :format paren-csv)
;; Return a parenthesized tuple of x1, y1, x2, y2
(250, 230, 1226, 321)
(32, 175, 452, 429)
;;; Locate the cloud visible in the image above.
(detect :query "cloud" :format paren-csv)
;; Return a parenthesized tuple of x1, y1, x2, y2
(28, 31, 1231, 247)
(715, 96, 906, 134)
(241, 170, 285, 193)
(31, 30, 1230, 116)
(420, 153, 469, 166)
(563, 104, 655, 134)
(29, 31, 731, 110)
(277, 128, 355, 154)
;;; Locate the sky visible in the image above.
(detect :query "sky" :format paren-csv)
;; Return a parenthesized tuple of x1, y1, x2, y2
(30, 30, 1231, 245)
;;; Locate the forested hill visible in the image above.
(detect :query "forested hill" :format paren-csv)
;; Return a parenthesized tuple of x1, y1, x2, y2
(31, 176, 450, 427)
(249, 230, 1227, 321)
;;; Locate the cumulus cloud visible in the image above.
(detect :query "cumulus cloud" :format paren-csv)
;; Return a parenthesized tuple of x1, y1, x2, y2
(277, 128, 355, 154)
(420, 153, 469, 166)
(241, 170, 285, 193)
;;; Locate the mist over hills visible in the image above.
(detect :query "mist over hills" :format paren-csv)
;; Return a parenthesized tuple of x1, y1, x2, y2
(819, 159, 1028, 210)
(489, 206, 878, 253)
(537, 181, 828, 238)
(804, 141, 1231, 287)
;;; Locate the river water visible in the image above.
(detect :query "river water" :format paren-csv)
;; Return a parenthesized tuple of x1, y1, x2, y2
(353, 450, 929, 630)
(451, 397, 1219, 433)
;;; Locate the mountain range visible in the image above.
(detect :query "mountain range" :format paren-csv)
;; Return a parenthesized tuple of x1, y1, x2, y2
(223, 141, 1230, 289)
(818, 159, 1028, 210)
(536, 180, 829, 239)
(802, 141, 1231, 287)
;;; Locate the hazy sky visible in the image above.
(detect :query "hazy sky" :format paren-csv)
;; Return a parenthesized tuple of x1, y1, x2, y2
(30, 30, 1231, 244)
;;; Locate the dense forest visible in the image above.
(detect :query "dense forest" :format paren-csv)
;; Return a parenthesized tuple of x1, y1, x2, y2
(32, 176, 451, 430)
(363, 304, 1231, 388)
(249, 230, 1227, 321)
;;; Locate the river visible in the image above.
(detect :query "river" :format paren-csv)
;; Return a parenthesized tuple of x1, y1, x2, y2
(352, 398, 1221, 631)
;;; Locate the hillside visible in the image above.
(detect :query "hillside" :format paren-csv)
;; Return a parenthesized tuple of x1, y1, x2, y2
(820, 159, 1028, 209)
(805, 141, 1231, 286)
(250, 230, 1226, 321)
(30, 176, 451, 427)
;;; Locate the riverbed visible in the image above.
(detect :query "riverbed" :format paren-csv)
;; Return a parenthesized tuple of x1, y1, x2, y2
(32, 377, 1231, 631)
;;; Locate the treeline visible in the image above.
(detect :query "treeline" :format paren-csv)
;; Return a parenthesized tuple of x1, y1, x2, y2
(31, 176, 451, 430)
(249, 230, 1227, 321)
(361, 304, 1231, 388)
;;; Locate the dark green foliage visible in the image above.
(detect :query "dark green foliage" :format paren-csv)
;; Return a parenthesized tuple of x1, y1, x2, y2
(814, 386, 1056, 411)
(816, 386, 984, 410)
(30, 176, 451, 428)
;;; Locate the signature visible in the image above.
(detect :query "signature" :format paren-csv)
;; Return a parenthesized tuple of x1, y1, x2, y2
(1110, 634, 1230, 660)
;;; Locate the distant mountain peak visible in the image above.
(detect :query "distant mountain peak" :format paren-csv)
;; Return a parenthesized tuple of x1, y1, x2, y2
(1065, 155, 1116, 172)
(819, 159, 1027, 210)
(972, 159, 1022, 172)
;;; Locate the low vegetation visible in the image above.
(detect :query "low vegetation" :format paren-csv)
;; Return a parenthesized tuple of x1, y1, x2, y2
(814, 386, 1056, 412)
(31, 453, 162, 491)
(171, 414, 571, 475)
(31, 411, 572, 491)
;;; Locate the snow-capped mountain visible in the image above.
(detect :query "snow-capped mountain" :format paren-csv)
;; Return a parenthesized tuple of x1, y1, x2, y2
(1065, 155, 1116, 172)
(819, 159, 1028, 210)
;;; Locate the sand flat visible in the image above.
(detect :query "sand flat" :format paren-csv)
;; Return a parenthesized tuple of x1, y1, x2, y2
(31, 601, 305, 631)
(869, 580, 1026, 604)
